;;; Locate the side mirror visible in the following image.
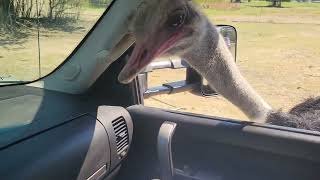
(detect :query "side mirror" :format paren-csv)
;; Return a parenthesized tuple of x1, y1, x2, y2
(138, 25, 237, 99)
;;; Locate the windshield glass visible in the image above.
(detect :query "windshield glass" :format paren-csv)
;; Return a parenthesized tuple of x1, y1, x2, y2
(0, 0, 113, 85)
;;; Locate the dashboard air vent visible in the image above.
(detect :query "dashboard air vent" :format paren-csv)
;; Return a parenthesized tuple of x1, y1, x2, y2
(112, 117, 129, 157)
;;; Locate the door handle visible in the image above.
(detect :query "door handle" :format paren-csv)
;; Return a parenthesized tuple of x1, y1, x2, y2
(157, 121, 177, 180)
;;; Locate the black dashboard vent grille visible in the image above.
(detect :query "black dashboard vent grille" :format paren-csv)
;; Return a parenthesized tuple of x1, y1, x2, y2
(112, 117, 129, 156)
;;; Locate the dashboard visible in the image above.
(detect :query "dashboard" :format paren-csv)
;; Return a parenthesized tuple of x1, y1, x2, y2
(0, 85, 133, 180)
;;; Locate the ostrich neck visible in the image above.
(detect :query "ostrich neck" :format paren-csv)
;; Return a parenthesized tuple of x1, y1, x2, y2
(182, 21, 271, 122)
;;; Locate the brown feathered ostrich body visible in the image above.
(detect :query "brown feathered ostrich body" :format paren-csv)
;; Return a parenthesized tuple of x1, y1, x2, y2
(118, 0, 320, 132)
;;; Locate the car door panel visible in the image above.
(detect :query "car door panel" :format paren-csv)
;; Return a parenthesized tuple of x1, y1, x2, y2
(121, 105, 320, 180)
(0, 85, 97, 149)
(0, 83, 134, 180)
(0, 115, 110, 180)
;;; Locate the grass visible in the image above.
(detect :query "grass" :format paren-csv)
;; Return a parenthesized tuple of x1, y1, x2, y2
(0, 5, 106, 81)
(202, 1, 320, 16)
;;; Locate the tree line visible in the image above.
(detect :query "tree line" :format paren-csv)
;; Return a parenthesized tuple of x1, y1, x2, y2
(0, 0, 110, 29)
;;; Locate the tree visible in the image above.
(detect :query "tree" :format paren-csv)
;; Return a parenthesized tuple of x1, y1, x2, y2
(48, 0, 82, 20)
(230, 0, 241, 3)
(1, 0, 82, 30)
(0, 0, 15, 27)
(270, 0, 282, 7)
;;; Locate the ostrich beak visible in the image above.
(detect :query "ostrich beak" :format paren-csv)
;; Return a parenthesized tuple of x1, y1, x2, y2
(118, 29, 188, 84)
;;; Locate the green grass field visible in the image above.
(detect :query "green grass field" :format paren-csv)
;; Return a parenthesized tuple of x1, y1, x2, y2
(203, 1, 320, 16)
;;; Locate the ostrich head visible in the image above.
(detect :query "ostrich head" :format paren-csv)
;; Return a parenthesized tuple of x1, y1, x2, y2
(118, 0, 204, 83)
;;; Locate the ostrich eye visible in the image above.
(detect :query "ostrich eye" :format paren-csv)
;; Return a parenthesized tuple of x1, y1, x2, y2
(167, 9, 186, 28)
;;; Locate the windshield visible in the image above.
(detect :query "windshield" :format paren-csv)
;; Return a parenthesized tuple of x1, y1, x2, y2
(0, 0, 113, 85)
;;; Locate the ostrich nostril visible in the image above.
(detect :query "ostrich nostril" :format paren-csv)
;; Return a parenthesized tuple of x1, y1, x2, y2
(141, 49, 148, 59)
